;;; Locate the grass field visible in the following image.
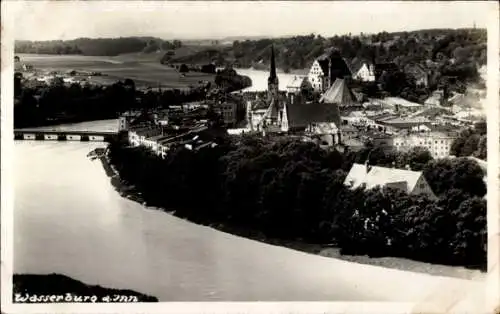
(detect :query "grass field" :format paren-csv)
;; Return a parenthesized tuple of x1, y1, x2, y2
(18, 53, 215, 89)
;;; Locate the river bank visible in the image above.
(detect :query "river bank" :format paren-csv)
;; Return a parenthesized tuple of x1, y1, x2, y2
(94, 148, 485, 281)
(13, 273, 158, 303)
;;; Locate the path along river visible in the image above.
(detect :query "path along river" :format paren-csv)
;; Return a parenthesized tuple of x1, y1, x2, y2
(13, 123, 487, 308)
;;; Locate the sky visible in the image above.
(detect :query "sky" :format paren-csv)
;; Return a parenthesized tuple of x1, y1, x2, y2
(7, 1, 493, 41)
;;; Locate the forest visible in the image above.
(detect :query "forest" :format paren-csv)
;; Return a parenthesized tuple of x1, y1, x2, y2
(108, 133, 486, 269)
(160, 28, 485, 80)
(15, 37, 182, 56)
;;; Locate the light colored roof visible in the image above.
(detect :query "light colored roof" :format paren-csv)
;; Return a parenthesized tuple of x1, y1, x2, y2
(286, 76, 307, 89)
(319, 78, 356, 106)
(344, 163, 423, 193)
(383, 97, 423, 108)
(383, 116, 431, 124)
(344, 110, 365, 117)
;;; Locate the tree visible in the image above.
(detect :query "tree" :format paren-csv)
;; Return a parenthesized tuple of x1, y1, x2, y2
(179, 64, 189, 73)
(423, 158, 486, 197)
(14, 72, 23, 97)
(449, 197, 486, 266)
(173, 40, 182, 49)
(404, 147, 433, 171)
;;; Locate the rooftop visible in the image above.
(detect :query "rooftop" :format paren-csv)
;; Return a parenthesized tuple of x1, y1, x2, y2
(286, 101, 341, 129)
(286, 76, 307, 89)
(320, 78, 357, 106)
(344, 163, 423, 193)
(382, 97, 423, 108)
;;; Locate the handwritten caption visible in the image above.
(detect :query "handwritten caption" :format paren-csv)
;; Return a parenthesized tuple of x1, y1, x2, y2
(14, 293, 139, 303)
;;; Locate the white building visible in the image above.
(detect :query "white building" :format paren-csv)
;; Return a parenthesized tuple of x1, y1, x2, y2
(118, 116, 129, 131)
(344, 163, 437, 200)
(392, 131, 458, 159)
(352, 63, 376, 82)
(286, 76, 310, 94)
(308, 60, 328, 92)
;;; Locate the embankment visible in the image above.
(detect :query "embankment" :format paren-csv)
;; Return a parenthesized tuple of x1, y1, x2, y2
(93, 147, 485, 281)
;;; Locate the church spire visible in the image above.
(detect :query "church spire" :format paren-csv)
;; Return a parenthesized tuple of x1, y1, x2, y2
(269, 44, 277, 81)
(267, 44, 279, 97)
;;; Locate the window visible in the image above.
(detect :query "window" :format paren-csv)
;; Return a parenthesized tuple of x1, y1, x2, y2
(419, 183, 425, 189)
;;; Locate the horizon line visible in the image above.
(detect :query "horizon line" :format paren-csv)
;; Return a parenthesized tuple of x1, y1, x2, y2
(14, 26, 486, 43)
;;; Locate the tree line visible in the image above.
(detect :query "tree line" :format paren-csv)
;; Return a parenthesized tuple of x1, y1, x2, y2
(15, 37, 182, 56)
(14, 67, 251, 128)
(230, 29, 485, 76)
(107, 133, 486, 269)
(450, 121, 487, 159)
(14, 77, 206, 128)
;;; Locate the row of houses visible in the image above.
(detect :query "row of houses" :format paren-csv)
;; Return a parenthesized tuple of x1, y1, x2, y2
(127, 123, 217, 157)
(245, 45, 472, 160)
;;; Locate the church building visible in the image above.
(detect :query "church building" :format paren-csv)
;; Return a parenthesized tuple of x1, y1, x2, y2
(254, 45, 343, 146)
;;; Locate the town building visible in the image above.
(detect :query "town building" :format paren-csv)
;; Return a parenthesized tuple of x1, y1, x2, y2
(344, 163, 437, 199)
(403, 63, 429, 87)
(221, 101, 238, 126)
(379, 97, 423, 113)
(279, 100, 342, 145)
(286, 76, 312, 94)
(319, 78, 359, 109)
(392, 131, 458, 159)
(128, 126, 163, 147)
(424, 90, 445, 106)
(378, 116, 432, 132)
(350, 58, 375, 82)
(256, 45, 343, 146)
(340, 124, 359, 141)
(307, 48, 352, 92)
(374, 62, 399, 81)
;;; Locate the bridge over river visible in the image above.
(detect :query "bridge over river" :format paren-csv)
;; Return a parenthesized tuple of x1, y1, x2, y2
(14, 129, 118, 142)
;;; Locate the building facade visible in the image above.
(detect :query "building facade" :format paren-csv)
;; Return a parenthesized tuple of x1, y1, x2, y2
(392, 131, 457, 159)
(344, 163, 437, 200)
(353, 63, 376, 82)
(308, 60, 328, 92)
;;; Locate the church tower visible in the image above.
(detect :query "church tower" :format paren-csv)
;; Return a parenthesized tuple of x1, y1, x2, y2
(267, 44, 279, 100)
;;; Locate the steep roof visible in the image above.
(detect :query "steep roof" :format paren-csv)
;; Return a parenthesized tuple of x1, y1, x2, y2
(286, 101, 341, 129)
(315, 48, 352, 80)
(349, 57, 372, 74)
(286, 76, 307, 89)
(320, 78, 357, 106)
(344, 163, 423, 193)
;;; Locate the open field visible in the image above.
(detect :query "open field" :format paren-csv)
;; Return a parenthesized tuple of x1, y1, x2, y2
(17, 53, 215, 89)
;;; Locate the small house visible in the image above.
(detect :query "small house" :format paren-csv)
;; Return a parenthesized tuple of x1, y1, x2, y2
(344, 163, 437, 200)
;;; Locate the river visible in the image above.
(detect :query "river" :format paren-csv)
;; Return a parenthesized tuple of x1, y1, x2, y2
(235, 68, 301, 92)
(12, 120, 485, 307)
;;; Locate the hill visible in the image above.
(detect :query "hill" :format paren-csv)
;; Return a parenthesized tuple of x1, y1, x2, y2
(174, 28, 485, 76)
(15, 37, 183, 56)
(15, 28, 487, 85)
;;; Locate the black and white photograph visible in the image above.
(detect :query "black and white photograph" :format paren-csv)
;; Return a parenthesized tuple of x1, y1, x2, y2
(1, 1, 498, 313)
